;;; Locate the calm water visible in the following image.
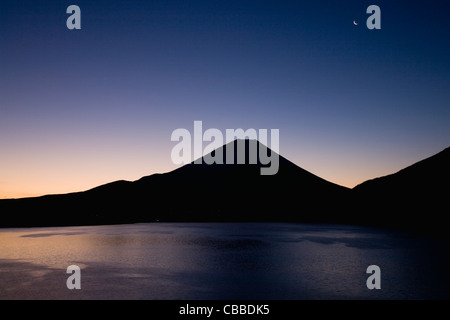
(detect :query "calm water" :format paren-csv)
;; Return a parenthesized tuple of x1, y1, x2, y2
(0, 223, 448, 300)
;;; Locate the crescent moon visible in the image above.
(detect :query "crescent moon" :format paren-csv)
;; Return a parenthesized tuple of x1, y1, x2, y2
(353, 20, 358, 26)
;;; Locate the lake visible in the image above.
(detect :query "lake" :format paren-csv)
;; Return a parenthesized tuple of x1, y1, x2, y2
(0, 223, 448, 299)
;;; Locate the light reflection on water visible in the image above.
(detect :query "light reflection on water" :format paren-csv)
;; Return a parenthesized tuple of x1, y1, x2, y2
(0, 223, 448, 299)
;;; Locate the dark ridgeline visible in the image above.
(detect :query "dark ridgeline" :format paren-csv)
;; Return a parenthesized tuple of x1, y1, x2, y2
(0, 139, 349, 227)
(0, 140, 448, 236)
(352, 146, 450, 234)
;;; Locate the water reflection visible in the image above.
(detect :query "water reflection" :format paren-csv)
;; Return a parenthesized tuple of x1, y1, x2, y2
(0, 223, 448, 299)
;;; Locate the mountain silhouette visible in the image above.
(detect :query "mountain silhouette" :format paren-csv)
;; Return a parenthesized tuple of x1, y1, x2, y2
(352, 146, 450, 233)
(0, 139, 350, 227)
(1, 141, 448, 233)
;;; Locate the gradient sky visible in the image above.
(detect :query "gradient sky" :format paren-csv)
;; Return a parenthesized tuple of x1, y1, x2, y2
(1, 0, 450, 198)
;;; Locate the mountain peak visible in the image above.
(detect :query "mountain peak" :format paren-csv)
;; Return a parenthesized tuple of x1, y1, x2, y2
(185, 138, 280, 176)
(0, 139, 349, 227)
(2, 141, 448, 230)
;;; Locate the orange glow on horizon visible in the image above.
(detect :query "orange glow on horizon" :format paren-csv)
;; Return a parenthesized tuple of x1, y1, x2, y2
(0, 163, 390, 199)
(0, 141, 439, 199)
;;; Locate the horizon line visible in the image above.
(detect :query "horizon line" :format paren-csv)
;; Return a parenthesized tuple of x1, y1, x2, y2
(1, 143, 448, 200)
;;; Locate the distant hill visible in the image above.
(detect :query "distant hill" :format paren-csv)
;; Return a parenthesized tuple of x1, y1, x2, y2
(0, 139, 350, 227)
(352, 147, 450, 232)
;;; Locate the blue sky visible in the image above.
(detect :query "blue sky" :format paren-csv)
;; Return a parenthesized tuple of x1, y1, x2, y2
(1, 0, 449, 197)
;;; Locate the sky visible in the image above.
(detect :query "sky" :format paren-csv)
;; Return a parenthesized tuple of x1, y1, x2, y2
(1, 0, 450, 198)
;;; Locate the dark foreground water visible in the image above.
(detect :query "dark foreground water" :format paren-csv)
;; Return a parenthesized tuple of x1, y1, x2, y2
(0, 223, 448, 300)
